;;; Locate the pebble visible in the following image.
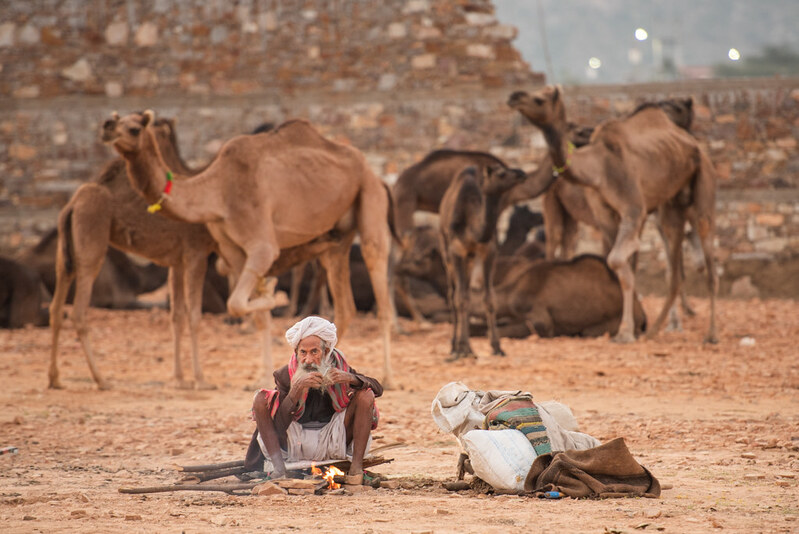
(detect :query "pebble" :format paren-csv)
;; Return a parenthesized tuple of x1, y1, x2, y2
(70, 510, 87, 519)
(775, 480, 791, 487)
(23, 515, 35, 521)
(252, 482, 287, 496)
(380, 480, 400, 489)
(777, 473, 796, 479)
(435, 508, 450, 515)
(741, 453, 756, 459)
(644, 509, 662, 519)
(125, 514, 142, 521)
(660, 483, 673, 490)
(744, 474, 766, 480)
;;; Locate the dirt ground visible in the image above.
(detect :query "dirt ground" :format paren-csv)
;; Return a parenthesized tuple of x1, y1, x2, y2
(1, 296, 797, 534)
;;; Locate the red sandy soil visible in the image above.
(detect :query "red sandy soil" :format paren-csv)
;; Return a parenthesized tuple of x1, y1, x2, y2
(1, 296, 797, 534)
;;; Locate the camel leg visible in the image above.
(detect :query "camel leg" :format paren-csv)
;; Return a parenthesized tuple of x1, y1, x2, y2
(318, 241, 356, 335)
(252, 309, 275, 389)
(481, 248, 505, 356)
(48, 264, 75, 389)
(226, 244, 283, 317)
(655, 216, 684, 333)
(183, 255, 214, 390)
(448, 254, 476, 360)
(288, 262, 306, 316)
(394, 274, 431, 326)
(524, 307, 555, 338)
(542, 191, 564, 259)
(648, 205, 686, 340)
(690, 155, 719, 344)
(357, 184, 394, 388)
(72, 268, 110, 390)
(606, 214, 643, 344)
(359, 235, 395, 387)
(560, 211, 580, 259)
(168, 266, 191, 389)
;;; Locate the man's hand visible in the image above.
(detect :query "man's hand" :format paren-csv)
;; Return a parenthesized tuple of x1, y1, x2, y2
(325, 368, 360, 387)
(289, 371, 324, 400)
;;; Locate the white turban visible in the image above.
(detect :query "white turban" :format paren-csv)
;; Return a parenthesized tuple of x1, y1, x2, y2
(285, 316, 338, 357)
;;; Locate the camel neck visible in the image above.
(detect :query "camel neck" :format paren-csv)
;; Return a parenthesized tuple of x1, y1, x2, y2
(126, 130, 168, 203)
(479, 191, 505, 244)
(541, 124, 570, 170)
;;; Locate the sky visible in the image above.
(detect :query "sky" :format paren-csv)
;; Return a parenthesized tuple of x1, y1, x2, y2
(494, 0, 799, 84)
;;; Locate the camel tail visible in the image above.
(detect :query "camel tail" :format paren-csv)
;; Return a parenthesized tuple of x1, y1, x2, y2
(382, 182, 401, 245)
(58, 207, 75, 276)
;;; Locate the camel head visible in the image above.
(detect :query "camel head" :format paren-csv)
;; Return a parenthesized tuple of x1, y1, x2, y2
(507, 85, 565, 128)
(395, 226, 442, 279)
(482, 164, 527, 196)
(659, 97, 694, 131)
(101, 110, 155, 154)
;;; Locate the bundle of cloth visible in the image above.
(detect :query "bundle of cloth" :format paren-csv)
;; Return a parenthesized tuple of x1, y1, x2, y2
(431, 382, 659, 498)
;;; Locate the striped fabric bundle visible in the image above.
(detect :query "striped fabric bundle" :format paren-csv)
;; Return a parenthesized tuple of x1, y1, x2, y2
(483, 396, 552, 456)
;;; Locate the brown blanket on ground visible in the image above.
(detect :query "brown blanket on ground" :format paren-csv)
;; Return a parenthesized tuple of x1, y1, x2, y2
(524, 437, 660, 498)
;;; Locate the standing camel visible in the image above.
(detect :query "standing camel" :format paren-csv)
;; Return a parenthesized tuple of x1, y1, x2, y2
(102, 111, 396, 387)
(49, 117, 220, 390)
(439, 164, 526, 359)
(508, 86, 718, 343)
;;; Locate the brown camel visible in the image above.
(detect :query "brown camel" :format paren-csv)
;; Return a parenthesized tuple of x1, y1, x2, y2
(439, 164, 527, 359)
(474, 254, 648, 339)
(0, 256, 49, 329)
(48, 117, 221, 390)
(102, 111, 396, 387)
(391, 149, 554, 325)
(542, 98, 700, 331)
(508, 86, 718, 343)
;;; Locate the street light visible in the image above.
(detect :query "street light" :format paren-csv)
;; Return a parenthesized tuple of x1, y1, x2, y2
(635, 28, 648, 41)
(728, 48, 741, 61)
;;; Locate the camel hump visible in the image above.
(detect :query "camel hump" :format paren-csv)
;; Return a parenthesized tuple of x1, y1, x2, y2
(93, 159, 127, 186)
(269, 119, 343, 151)
(420, 149, 507, 168)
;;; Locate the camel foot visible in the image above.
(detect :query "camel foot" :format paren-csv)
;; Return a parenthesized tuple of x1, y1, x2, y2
(682, 306, 697, 318)
(174, 379, 194, 390)
(195, 380, 217, 391)
(96, 380, 112, 391)
(664, 321, 683, 333)
(491, 346, 506, 357)
(703, 334, 719, 345)
(612, 332, 636, 344)
(48, 376, 64, 390)
(446, 352, 477, 363)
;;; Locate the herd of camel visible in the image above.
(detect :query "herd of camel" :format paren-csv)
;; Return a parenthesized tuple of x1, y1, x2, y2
(1, 85, 719, 391)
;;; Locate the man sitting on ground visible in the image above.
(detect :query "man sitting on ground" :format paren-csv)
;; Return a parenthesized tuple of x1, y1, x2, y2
(245, 316, 382, 483)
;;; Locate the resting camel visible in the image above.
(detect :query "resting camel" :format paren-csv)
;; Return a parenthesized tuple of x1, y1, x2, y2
(439, 165, 526, 360)
(48, 117, 221, 390)
(18, 228, 168, 310)
(475, 254, 648, 339)
(0, 256, 49, 329)
(508, 86, 718, 343)
(391, 149, 554, 324)
(103, 111, 396, 387)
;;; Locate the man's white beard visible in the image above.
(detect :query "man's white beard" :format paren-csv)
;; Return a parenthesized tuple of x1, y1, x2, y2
(295, 356, 333, 390)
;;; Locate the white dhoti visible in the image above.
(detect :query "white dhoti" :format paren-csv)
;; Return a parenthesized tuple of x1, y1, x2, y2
(256, 409, 372, 471)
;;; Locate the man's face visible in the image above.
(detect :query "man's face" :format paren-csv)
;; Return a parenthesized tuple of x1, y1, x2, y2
(297, 336, 324, 371)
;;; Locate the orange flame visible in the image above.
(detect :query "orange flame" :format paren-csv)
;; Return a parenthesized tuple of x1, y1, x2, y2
(311, 464, 322, 477)
(324, 466, 344, 489)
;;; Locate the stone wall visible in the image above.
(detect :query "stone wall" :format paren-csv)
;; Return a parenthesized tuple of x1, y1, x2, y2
(1, 1, 797, 298)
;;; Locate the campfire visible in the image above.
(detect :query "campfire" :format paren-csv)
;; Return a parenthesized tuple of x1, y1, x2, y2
(312, 464, 345, 489)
